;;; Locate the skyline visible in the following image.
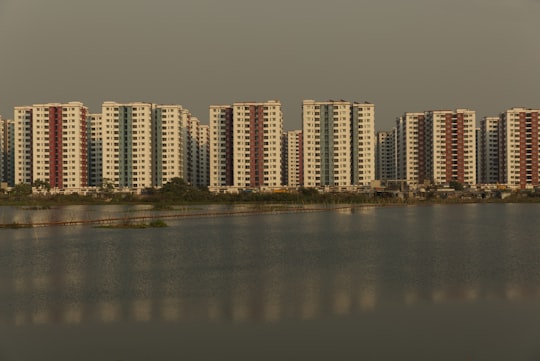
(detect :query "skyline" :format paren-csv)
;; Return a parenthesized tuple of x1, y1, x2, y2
(1, 0, 539, 130)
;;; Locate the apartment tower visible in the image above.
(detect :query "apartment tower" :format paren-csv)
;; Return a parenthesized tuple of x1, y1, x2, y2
(154, 104, 188, 187)
(395, 112, 426, 187)
(376, 130, 396, 181)
(0, 116, 11, 185)
(499, 108, 540, 189)
(14, 102, 88, 189)
(286, 130, 303, 187)
(425, 109, 476, 186)
(480, 116, 500, 184)
(302, 100, 375, 188)
(186, 116, 210, 187)
(88, 113, 103, 187)
(209, 101, 283, 189)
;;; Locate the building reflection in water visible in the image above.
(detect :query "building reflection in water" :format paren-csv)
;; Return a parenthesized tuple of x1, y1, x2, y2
(1, 204, 540, 329)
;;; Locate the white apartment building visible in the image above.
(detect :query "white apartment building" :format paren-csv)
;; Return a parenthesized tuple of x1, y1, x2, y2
(14, 102, 89, 189)
(425, 109, 476, 186)
(101, 102, 154, 189)
(480, 116, 500, 184)
(154, 104, 188, 186)
(209, 101, 283, 189)
(352, 102, 375, 186)
(286, 130, 303, 187)
(395, 112, 426, 187)
(499, 108, 540, 189)
(100, 102, 192, 190)
(376, 130, 396, 181)
(303, 100, 375, 188)
(232, 101, 282, 188)
(13, 107, 32, 185)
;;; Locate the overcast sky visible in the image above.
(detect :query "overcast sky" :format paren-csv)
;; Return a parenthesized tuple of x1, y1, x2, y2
(1, 0, 539, 130)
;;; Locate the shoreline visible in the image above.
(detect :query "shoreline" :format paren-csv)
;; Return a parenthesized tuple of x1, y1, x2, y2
(1, 200, 539, 229)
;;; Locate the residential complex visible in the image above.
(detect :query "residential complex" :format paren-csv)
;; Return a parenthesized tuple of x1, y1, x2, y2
(2, 99, 540, 193)
(393, 109, 476, 187)
(6, 101, 208, 192)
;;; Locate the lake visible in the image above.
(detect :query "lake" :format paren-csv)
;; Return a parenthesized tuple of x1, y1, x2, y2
(1, 203, 539, 360)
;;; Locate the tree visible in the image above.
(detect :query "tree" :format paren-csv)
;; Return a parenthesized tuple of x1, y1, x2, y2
(33, 179, 51, 192)
(11, 183, 32, 196)
(449, 181, 464, 191)
(100, 178, 115, 193)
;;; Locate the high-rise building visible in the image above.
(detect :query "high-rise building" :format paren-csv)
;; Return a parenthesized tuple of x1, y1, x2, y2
(0, 116, 2, 184)
(480, 116, 500, 184)
(286, 130, 303, 187)
(499, 108, 540, 189)
(154, 104, 189, 187)
(87, 113, 103, 187)
(395, 112, 426, 186)
(209, 105, 234, 188)
(99, 102, 192, 190)
(425, 109, 476, 186)
(302, 100, 375, 188)
(475, 127, 481, 185)
(14, 102, 89, 189)
(0, 115, 4, 185)
(198, 124, 210, 187)
(100, 102, 154, 189)
(186, 116, 210, 187)
(13, 107, 32, 185)
(209, 101, 283, 189)
(376, 130, 396, 180)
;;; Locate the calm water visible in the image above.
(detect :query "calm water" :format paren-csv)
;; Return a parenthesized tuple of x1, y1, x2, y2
(1, 203, 540, 360)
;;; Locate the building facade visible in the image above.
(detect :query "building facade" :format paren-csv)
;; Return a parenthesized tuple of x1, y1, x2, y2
(302, 100, 375, 188)
(186, 116, 210, 187)
(499, 108, 540, 189)
(209, 105, 234, 188)
(14, 102, 88, 189)
(154, 104, 188, 187)
(100, 102, 154, 189)
(395, 112, 426, 187)
(99, 102, 193, 190)
(425, 109, 476, 186)
(480, 116, 499, 184)
(286, 130, 303, 187)
(198, 124, 210, 187)
(376, 130, 396, 181)
(209, 101, 283, 189)
(87, 113, 103, 187)
(0, 116, 11, 186)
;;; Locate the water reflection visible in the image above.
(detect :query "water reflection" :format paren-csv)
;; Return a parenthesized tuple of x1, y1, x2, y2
(1, 204, 540, 328)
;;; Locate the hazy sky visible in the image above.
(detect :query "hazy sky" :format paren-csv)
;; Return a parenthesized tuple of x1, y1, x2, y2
(1, 0, 539, 130)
